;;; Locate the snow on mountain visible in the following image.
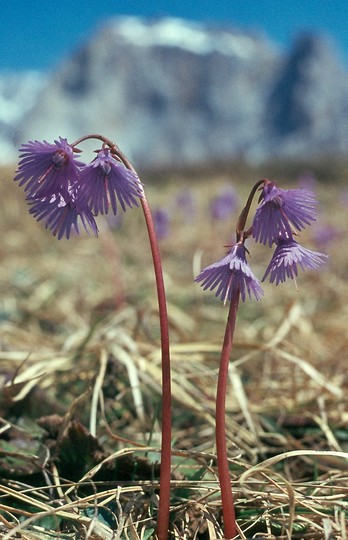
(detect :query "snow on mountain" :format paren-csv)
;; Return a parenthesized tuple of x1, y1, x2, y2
(109, 17, 266, 58)
(0, 70, 47, 164)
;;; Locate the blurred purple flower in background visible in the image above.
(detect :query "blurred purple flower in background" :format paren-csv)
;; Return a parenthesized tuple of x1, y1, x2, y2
(153, 208, 171, 240)
(297, 170, 318, 191)
(105, 213, 124, 231)
(175, 188, 196, 222)
(253, 182, 318, 247)
(311, 223, 341, 249)
(262, 237, 327, 285)
(195, 243, 263, 303)
(210, 186, 239, 221)
(340, 187, 348, 207)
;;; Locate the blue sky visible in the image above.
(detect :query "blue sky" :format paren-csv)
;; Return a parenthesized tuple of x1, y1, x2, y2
(2, 0, 348, 71)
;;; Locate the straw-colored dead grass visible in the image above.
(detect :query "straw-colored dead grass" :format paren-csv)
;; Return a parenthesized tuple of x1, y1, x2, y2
(0, 164, 347, 539)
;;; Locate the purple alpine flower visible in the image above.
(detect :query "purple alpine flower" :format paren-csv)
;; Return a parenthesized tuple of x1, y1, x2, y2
(153, 208, 171, 240)
(252, 181, 318, 247)
(77, 148, 143, 215)
(28, 191, 98, 240)
(312, 223, 340, 249)
(195, 243, 263, 304)
(176, 188, 196, 222)
(262, 237, 327, 285)
(15, 138, 83, 200)
(210, 186, 239, 221)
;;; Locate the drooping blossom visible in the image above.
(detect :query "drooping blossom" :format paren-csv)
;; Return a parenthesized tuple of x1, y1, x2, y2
(262, 237, 327, 285)
(28, 190, 98, 240)
(76, 148, 143, 215)
(195, 243, 263, 303)
(15, 138, 83, 200)
(252, 181, 318, 247)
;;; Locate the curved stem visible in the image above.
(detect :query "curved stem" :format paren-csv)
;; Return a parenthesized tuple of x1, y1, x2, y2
(70, 133, 114, 149)
(139, 195, 171, 540)
(103, 138, 171, 539)
(70, 133, 172, 538)
(236, 178, 267, 239)
(216, 291, 240, 539)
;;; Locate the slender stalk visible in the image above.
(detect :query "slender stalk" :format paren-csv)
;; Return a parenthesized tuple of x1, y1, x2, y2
(215, 290, 240, 539)
(71, 135, 172, 539)
(236, 178, 266, 239)
(108, 145, 171, 539)
(138, 195, 172, 540)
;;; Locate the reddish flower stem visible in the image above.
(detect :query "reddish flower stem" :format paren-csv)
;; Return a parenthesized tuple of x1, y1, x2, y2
(216, 290, 240, 539)
(236, 178, 267, 239)
(108, 149, 172, 540)
(71, 134, 172, 539)
(215, 179, 268, 538)
(138, 195, 171, 540)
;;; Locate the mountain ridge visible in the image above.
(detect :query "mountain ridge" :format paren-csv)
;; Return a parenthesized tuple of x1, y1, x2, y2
(1, 17, 348, 168)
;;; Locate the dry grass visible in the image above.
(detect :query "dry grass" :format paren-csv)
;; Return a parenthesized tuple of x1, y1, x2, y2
(0, 162, 347, 539)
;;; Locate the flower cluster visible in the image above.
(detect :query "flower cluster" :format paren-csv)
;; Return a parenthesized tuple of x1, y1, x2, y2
(15, 138, 143, 239)
(195, 179, 327, 301)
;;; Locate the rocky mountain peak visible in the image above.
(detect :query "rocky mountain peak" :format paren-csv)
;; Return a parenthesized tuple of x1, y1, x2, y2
(266, 32, 348, 157)
(1, 18, 348, 167)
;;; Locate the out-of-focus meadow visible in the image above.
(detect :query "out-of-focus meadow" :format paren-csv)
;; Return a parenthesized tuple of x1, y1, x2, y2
(0, 159, 347, 539)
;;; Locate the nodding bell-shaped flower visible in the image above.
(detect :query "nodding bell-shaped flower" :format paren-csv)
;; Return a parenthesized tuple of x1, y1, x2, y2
(15, 138, 83, 201)
(262, 235, 328, 285)
(195, 242, 264, 304)
(252, 181, 318, 247)
(14, 138, 145, 238)
(76, 147, 143, 215)
(27, 188, 99, 240)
